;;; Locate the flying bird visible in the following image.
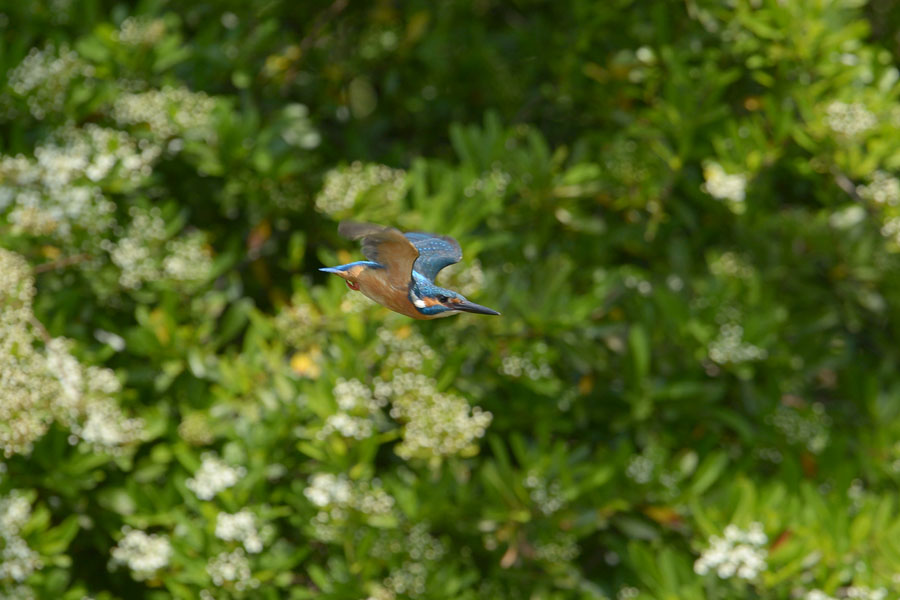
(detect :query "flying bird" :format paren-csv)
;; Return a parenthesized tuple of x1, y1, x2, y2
(320, 221, 500, 319)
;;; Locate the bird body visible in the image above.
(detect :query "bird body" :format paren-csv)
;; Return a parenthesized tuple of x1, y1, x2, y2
(321, 222, 500, 320)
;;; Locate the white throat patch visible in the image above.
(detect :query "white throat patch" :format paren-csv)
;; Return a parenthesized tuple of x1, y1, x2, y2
(410, 291, 427, 308)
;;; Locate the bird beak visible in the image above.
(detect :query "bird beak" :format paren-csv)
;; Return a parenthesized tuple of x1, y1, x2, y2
(455, 300, 501, 316)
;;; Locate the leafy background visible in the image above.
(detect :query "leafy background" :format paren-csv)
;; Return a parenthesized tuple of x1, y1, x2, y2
(3, 0, 900, 598)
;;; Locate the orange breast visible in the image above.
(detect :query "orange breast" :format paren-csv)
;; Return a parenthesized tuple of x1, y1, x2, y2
(355, 269, 432, 319)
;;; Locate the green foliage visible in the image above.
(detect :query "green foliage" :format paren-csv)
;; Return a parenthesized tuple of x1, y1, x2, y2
(4, 1, 900, 598)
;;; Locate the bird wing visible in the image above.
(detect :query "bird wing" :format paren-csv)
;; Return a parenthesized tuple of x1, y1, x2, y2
(404, 231, 462, 282)
(338, 221, 419, 289)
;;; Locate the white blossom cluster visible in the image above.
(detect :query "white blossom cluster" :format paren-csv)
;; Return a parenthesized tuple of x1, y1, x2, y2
(524, 470, 565, 515)
(280, 103, 321, 149)
(274, 301, 317, 348)
(111, 86, 215, 139)
(708, 251, 754, 279)
(304, 473, 396, 540)
(626, 454, 654, 484)
(303, 473, 395, 514)
(103, 207, 213, 289)
(384, 561, 428, 598)
(702, 161, 747, 205)
(375, 372, 492, 460)
(186, 452, 246, 500)
(694, 522, 768, 580)
(215, 511, 263, 553)
(806, 588, 888, 600)
(0, 124, 160, 240)
(857, 171, 900, 205)
(162, 233, 214, 282)
(880, 217, 900, 245)
(6, 44, 92, 119)
(767, 403, 831, 454)
(708, 323, 767, 364)
(0, 250, 143, 457)
(116, 16, 167, 46)
(462, 166, 512, 199)
(499, 353, 552, 380)
(374, 327, 436, 371)
(317, 378, 387, 441)
(826, 101, 877, 137)
(370, 523, 446, 563)
(207, 548, 259, 590)
(109, 527, 172, 581)
(533, 533, 579, 563)
(0, 491, 42, 583)
(314, 161, 407, 217)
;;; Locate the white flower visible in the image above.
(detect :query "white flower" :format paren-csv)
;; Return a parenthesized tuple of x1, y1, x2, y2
(185, 453, 246, 500)
(207, 548, 258, 590)
(314, 161, 406, 217)
(215, 511, 263, 554)
(110, 527, 171, 580)
(702, 162, 747, 204)
(826, 101, 877, 137)
(694, 522, 768, 580)
(303, 473, 353, 508)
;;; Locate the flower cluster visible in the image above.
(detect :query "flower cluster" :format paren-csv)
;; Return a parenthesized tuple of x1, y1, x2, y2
(523, 471, 565, 515)
(499, 353, 553, 381)
(206, 548, 258, 591)
(109, 527, 172, 581)
(314, 161, 407, 217)
(0, 124, 160, 240)
(304, 473, 396, 541)
(806, 588, 888, 600)
(533, 534, 579, 563)
(215, 511, 263, 554)
(768, 402, 831, 454)
(304, 473, 395, 514)
(0, 492, 42, 583)
(116, 16, 167, 46)
(0, 250, 143, 457)
(162, 233, 214, 281)
(857, 171, 900, 205)
(375, 372, 492, 460)
(694, 523, 768, 580)
(374, 326, 436, 371)
(702, 161, 747, 205)
(103, 207, 213, 289)
(111, 86, 216, 139)
(708, 322, 767, 364)
(274, 301, 318, 349)
(826, 101, 877, 137)
(709, 252, 754, 279)
(279, 103, 321, 149)
(462, 166, 512, 199)
(6, 44, 92, 119)
(186, 453, 246, 500)
(317, 378, 387, 440)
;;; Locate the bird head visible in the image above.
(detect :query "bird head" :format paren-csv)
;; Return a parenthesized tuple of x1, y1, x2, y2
(409, 282, 500, 318)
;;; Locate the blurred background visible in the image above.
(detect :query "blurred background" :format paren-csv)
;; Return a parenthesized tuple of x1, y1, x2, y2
(3, 0, 900, 598)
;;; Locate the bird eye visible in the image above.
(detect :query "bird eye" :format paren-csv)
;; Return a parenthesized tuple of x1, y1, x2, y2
(437, 294, 449, 303)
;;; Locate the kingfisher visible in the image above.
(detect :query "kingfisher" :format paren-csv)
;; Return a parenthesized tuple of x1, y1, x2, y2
(320, 221, 500, 319)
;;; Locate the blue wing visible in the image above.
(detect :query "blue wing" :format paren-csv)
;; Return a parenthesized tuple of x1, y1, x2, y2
(404, 232, 462, 282)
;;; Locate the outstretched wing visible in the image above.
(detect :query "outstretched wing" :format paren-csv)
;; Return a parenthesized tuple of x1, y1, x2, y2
(404, 232, 462, 282)
(338, 221, 419, 289)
